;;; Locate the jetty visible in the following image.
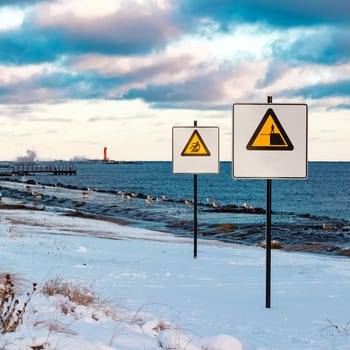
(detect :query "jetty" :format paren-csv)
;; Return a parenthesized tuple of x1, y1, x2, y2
(0, 163, 76, 177)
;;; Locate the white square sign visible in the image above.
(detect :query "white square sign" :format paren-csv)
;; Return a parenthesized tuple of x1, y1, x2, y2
(172, 126, 219, 174)
(233, 103, 308, 179)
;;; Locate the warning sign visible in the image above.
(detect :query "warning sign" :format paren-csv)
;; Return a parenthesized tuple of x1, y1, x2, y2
(232, 103, 308, 179)
(246, 109, 293, 150)
(172, 126, 219, 174)
(181, 130, 211, 156)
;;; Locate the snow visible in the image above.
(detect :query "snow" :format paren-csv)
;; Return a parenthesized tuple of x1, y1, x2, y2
(0, 209, 349, 349)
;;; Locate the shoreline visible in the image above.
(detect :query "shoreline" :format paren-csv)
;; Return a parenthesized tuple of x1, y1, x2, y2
(1, 205, 349, 258)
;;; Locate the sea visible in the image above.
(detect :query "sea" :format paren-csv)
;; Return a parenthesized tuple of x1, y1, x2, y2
(0, 161, 349, 256)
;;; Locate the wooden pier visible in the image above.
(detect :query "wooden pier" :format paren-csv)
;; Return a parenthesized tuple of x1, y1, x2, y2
(0, 163, 77, 176)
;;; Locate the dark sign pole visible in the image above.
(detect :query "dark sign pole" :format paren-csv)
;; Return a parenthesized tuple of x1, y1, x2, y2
(193, 120, 198, 259)
(194, 173, 198, 258)
(266, 96, 273, 308)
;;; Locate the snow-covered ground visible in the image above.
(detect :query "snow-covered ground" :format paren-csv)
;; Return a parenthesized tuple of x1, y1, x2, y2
(0, 209, 349, 349)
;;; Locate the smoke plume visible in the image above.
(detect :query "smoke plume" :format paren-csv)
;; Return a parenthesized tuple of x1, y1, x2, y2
(16, 149, 37, 162)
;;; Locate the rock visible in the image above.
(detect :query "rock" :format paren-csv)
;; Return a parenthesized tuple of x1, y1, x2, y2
(259, 240, 284, 249)
(322, 223, 336, 230)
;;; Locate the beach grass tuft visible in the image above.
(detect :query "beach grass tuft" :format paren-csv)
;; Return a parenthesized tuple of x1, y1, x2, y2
(0, 273, 37, 334)
(42, 277, 97, 308)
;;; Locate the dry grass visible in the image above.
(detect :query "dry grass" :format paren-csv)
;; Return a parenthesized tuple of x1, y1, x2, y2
(42, 277, 97, 308)
(33, 318, 77, 336)
(0, 273, 37, 334)
(41, 277, 122, 324)
(152, 320, 172, 333)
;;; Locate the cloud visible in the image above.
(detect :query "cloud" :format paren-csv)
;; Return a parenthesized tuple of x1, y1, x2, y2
(271, 27, 350, 65)
(71, 51, 205, 100)
(282, 79, 350, 100)
(0, 1, 181, 65)
(0, 25, 63, 64)
(331, 104, 350, 110)
(72, 51, 195, 80)
(179, 0, 350, 29)
(87, 116, 116, 123)
(123, 62, 235, 107)
(256, 62, 290, 89)
(1, 0, 46, 5)
(1, 0, 350, 109)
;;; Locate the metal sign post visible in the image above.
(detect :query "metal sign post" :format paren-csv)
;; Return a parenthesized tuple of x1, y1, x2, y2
(266, 178, 272, 308)
(193, 121, 198, 259)
(233, 98, 308, 308)
(172, 122, 219, 259)
(266, 95, 272, 309)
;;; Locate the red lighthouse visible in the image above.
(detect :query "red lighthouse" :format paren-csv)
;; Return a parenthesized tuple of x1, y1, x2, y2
(103, 147, 107, 161)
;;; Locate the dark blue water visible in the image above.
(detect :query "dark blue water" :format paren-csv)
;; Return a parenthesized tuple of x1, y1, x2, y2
(0, 161, 349, 254)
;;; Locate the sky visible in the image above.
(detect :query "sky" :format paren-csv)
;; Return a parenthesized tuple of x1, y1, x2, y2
(0, 0, 349, 161)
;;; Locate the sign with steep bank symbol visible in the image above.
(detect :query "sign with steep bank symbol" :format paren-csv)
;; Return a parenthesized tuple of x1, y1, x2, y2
(246, 108, 294, 151)
(232, 103, 308, 179)
(181, 130, 211, 156)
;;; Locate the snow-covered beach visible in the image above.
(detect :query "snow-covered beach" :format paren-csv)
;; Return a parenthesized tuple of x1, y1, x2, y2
(0, 208, 349, 349)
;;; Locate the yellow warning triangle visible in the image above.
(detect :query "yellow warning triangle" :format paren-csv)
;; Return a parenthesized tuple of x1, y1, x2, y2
(181, 130, 211, 156)
(246, 108, 294, 150)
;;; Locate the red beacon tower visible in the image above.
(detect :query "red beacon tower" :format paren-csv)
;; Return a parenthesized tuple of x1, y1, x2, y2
(103, 147, 107, 161)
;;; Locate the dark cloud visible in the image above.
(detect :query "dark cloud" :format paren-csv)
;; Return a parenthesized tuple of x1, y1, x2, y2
(1, 0, 47, 4)
(125, 83, 210, 103)
(49, 8, 180, 55)
(150, 101, 229, 111)
(71, 53, 196, 88)
(118, 55, 193, 82)
(271, 28, 350, 65)
(282, 80, 350, 99)
(0, 2, 181, 65)
(0, 26, 63, 64)
(256, 62, 290, 89)
(180, 0, 350, 29)
(0, 69, 122, 103)
(123, 64, 235, 109)
(330, 104, 350, 110)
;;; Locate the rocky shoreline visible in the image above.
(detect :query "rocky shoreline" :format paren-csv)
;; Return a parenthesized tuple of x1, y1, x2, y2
(0, 178, 349, 257)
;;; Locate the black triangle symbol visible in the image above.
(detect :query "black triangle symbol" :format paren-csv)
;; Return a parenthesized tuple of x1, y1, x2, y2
(246, 108, 294, 151)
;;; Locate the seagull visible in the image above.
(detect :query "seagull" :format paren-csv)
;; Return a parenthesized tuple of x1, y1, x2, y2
(32, 192, 43, 199)
(241, 202, 253, 209)
(208, 197, 220, 207)
(146, 197, 153, 205)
